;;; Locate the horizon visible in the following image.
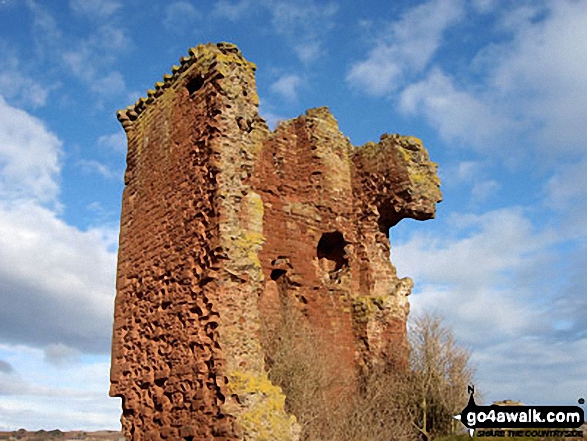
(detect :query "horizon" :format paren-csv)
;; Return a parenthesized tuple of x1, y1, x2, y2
(0, 0, 586, 431)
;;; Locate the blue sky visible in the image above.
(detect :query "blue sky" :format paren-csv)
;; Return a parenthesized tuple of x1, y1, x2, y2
(0, 0, 585, 431)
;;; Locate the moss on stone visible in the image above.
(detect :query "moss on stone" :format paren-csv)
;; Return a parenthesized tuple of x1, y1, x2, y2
(351, 294, 393, 323)
(228, 370, 298, 441)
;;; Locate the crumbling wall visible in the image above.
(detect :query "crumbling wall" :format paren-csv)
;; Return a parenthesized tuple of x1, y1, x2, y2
(253, 108, 358, 383)
(111, 43, 295, 441)
(350, 134, 441, 365)
(111, 42, 441, 441)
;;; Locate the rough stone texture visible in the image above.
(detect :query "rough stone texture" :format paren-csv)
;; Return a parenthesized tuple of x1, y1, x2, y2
(110, 42, 442, 441)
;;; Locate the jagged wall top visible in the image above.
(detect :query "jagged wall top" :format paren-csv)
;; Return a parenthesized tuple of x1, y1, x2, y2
(116, 42, 257, 131)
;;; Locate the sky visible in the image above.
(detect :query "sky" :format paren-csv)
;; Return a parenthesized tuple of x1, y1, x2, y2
(0, 0, 586, 431)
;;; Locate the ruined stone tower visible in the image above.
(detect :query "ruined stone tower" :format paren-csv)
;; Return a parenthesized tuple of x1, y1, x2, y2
(110, 42, 441, 441)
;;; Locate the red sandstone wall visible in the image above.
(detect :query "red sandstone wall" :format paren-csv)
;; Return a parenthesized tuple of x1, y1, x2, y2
(111, 48, 236, 440)
(112, 43, 296, 441)
(253, 108, 358, 381)
(111, 42, 441, 441)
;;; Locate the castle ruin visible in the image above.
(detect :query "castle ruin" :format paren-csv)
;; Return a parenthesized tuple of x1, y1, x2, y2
(110, 42, 442, 441)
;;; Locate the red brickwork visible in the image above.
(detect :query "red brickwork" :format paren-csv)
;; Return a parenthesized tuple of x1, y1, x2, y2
(111, 42, 441, 441)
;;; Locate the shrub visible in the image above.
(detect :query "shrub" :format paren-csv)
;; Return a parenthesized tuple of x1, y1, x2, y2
(260, 299, 477, 441)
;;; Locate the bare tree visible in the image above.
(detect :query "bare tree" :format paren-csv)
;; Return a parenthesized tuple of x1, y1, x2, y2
(260, 296, 353, 440)
(260, 302, 477, 441)
(407, 312, 477, 440)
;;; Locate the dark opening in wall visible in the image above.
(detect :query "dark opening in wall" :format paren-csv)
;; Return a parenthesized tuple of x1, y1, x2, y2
(186, 75, 204, 94)
(317, 231, 348, 271)
(377, 203, 402, 236)
(270, 269, 287, 281)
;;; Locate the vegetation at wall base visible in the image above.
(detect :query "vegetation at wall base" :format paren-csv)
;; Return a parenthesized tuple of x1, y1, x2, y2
(260, 298, 477, 441)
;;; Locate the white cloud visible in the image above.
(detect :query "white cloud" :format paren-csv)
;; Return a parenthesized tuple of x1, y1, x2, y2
(77, 159, 121, 181)
(258, 101, 288, 131)
(471, 179, 500, 203)
(394, 1, 587, 159)
(93, 24, 130, 53)
(26, 2, 130, 100)
(471, 0, 500, 14)
(0, 0, 16, 8)
(163, 1, 200, 32)
(439, 160, 485, 189)
(478, 1, 587, 154)
(213, 0, 338, 63)
(62, 24, 130, 81)
(545, 160, 587, 238)
(269, 0, 338, 63)
(91, 71, 126, 97)
(472, 337, 587, 406)
(400, 68, 523, 155)
(455, 161, 481, 181)
(0, 373, 44, 396)
(268, 1, 338, 39)
(85, 202, 120, 230)
(270, 74, 302, 101)
(0, 399, 119, 432)
(545, 160, 587, 210)
(97, 131, 126, 154)
(294, 42, 322, 64)
(393, 208, 557, 343)
(27, 0, 63, 54)
(548, 243, 587, 337)
(347, 0, 465, 95)
(69, 0, 121, 20)
(62, 49, 95, 82)
(213, 0, 253, 21)
(62, 46, 128, 98)
(0, 73, 49, 109)
(259, 111, 286, 131)
(0, 346, 91, 397)
(0, 360, 13, 374)
(0, 95, 61, 203)
(0, 29, 122, 421)
(0, 99, 117, 353)
(44, 343, 80, 367)
(392, 206, 586, 405)
(285, 2, 337, 63)
(0, 373, 83, 397)
(0, 42, 50, 108)
(0, 345, 119, 430)
(493, 3, 543, 33)
(0, 200, 117, 353)
(346, 0, 587, 171)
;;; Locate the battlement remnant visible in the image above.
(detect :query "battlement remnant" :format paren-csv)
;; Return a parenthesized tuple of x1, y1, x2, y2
(110, 42, 441, 441)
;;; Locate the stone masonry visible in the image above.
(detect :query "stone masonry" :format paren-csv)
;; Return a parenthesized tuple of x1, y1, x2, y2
(110, 42, 442, 441)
